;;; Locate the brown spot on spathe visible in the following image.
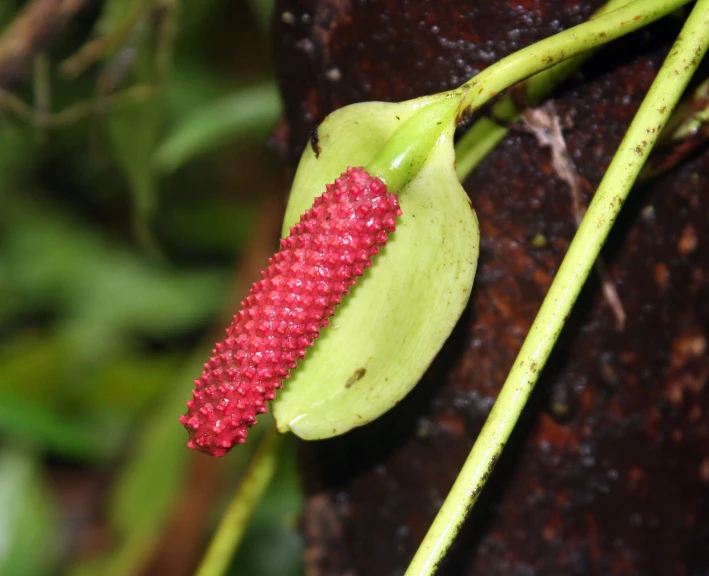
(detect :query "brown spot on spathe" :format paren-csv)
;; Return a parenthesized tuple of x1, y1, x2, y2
(310, 124, 322, 158)
(345, 367, 366, 388)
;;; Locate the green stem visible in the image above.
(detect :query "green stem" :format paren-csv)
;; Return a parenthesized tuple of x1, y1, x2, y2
(373, 0, 689, 196)
(457, 0, 692, 114)
(455, 0, 634, 181)
(32, 53, 50, 142)
(367, 94, 461, 192)
(405, 1, 709, 574)
(640, 76, 709, 181)
(58, 0, 160, 79)
(194, 428, 283, 576)
(656, 74, 709, 139)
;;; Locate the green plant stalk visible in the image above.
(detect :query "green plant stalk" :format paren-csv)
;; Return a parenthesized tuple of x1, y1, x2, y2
(639, 75, 709, 181)
(457, 0, 691, 116)
(58, 0, 160, 79)
(455, 0, 633, 180)
(650, 75, 709, 133)
(0, 85, 157, 129)
(367, 94, 461, 191)
(405, 1, 709, 574)
(194, 428, 283, 576)
(32, 53, 50, 141)
(374, 0, 688, 192)
(375, 0, 686, 192)
(154, 83, 282, 174)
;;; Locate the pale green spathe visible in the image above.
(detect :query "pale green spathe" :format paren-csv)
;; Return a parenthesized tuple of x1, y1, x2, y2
(271, 95, 479, 439)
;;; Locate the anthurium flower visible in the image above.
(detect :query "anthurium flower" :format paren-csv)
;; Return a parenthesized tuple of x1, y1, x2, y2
(272, 95, 479, 440)
(180, 167, 401, 456)
(181, 93, 479, 456)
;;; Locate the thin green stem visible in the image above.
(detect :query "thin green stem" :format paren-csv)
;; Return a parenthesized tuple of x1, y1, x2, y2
(640, 76, 709, 181)
(0, 84, 157, 129)
(457, 0, 691, 115)
(369, 0, 689, 197)
(58, 0, 160, 79)
(455, 0, 634, 181)
(194, 428, 283, 576)
(32, 53, 50, 142)
(659, 75, 709, 141)
(367, 94, 461, 192)
(406, 1, 709, 574)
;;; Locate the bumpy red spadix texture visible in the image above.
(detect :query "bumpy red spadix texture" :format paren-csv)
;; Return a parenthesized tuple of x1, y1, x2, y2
(180, 167, 401, 456)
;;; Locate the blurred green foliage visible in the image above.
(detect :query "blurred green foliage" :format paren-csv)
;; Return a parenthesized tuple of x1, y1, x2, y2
(0, 448, 57, 576)
(0, 0, 302, 574)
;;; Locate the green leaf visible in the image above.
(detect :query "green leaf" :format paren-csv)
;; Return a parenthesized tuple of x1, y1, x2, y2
(103, 8, 162, 248)
(0, 121, 36, 191)
(0, 196, 228, 337)
(107, 95, 162, 249)
(67, 359, 198, 576)
(272, 96, 479, 439)
(0, 448, 57, 576)
(0, 389, 113, 460)
(96, 0, 150, 40)
(154, 83, 281, 174)
(231, 436, 304, 576)
(0, 195, 228, 458)
(245, 0, 275, 32)
(110, 379, 189, 536)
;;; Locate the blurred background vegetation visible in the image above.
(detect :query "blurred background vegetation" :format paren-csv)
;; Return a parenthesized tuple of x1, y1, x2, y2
(0, 0, 304, 574)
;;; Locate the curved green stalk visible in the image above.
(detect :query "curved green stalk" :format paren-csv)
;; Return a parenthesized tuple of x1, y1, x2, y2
(455, 0, 634, 181)
(669, 77, 709, 139)
(640, 76, 709, 181)
(405, 2, 709, 574)
(194, 429, 283, 576)
(365, 0, 689, 189)
(374, 0, 690, 191)
(367, 94, 462, 192)
(457, 0, 691, 115)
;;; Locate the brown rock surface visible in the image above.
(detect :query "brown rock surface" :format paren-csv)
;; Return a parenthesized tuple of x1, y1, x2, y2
(272, 1, 709, 574)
